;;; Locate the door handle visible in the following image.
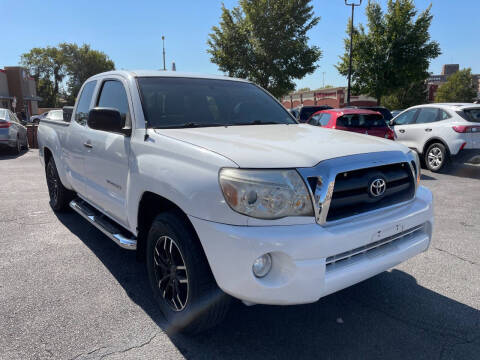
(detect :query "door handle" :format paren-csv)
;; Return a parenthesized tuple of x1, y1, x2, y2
(399, 129, 405, 133)
(83, 142, 93, 149)
(425, 128, 432, 132)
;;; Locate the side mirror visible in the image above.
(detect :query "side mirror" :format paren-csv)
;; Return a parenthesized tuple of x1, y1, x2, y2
(63, 106, 74, 122)
(87, 107, 131, 136)
(389, 119, 395, 126)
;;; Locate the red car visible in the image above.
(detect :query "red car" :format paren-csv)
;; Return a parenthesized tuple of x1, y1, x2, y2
(306, 108, 395, 140)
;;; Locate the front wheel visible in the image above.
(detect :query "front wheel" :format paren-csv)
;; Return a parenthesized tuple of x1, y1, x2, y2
(146, 212, 230, 334)
(425, 143, 449, 172)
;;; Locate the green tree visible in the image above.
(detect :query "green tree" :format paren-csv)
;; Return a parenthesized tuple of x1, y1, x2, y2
(59, 43, 115, 103)
(435, 68, 477, 103)
(382, 80, 427, 109)
(297, 87, 311, 92)
(20, 43, 115, 107)
(20, 46, 66, 107)
(336, 0, 440, 105)
(208, 0, 321, 98)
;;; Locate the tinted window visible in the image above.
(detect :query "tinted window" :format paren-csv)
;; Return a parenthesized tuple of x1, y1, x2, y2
(463, 108, 480, 122)
(336, 114, 386, 128)
(299, 106, 332, 122)
(97, 80, 130, 126)
(416, 108, 439, 124)
(315, 113, 331, 126)
(394, 109, 418, 125)
(75, 81, 97, 125)
(137, 77, 295, 128)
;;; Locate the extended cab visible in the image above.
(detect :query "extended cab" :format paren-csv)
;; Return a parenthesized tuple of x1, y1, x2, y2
(38, 71, 434, 333)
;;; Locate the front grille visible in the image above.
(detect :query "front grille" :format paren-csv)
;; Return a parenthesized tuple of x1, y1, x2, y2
(326, 162, 415, 222)
(326, 223, 425, 267)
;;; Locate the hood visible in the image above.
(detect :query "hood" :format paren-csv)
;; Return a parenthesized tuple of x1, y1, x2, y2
(156, 124, 409, 168)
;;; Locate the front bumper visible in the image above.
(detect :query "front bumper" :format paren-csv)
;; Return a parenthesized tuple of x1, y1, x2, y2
(190, 186, 433, 305)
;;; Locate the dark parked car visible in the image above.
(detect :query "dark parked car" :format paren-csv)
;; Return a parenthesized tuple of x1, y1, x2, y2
(357, 106, 393, 121)
(289, 105, 333, 123)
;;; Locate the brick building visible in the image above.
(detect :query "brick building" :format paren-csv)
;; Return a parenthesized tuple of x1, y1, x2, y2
(0, 66, 41, 118)
(427, 64, 480, 102)
(281, 87, 377, 109)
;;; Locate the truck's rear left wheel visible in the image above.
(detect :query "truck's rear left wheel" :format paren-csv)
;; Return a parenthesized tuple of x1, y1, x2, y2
(146, 212, 230, 334)
(46, 158, 74, 211)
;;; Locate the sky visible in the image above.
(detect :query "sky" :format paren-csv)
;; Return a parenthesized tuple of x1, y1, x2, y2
(1, 0, 479, 91)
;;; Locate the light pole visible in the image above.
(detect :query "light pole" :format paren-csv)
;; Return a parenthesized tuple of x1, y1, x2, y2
(162, 36, 166, 71)
(345, 0, 362, 106)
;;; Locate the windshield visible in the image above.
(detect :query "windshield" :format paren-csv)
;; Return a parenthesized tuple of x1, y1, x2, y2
(300, 106, 331, 122)
(137, 77, 296, 128)
(337, 113, 387, 128)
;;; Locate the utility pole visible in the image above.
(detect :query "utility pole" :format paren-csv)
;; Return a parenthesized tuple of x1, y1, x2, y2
(322, 72, 326, 88)
(162, 36, 166, 71)
(345, 0, 362, 106)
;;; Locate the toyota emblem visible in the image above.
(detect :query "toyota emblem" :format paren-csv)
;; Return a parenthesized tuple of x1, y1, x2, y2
(369, 178, 386, 197)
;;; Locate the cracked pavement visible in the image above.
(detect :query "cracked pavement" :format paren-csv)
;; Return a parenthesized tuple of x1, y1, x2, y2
(0, 150, 479, 359)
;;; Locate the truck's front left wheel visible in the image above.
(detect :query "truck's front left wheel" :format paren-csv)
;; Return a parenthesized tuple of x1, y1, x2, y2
(146, 212, 230, 334)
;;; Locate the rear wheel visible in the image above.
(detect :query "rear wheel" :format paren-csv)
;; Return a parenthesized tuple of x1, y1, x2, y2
(146, 212, 230, 334)
(46, 158, 74, 211)
(425, 142, 449, 172)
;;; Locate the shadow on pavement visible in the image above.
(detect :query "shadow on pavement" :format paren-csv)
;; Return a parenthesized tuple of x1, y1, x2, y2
(447, 163, 480, 180)
(55, 212, 480, 359)
(0, 148, 30, 160)
(420, 173, 437, 181)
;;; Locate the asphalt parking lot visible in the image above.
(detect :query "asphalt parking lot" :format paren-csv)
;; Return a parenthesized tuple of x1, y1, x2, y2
(0, 149, 479, 360)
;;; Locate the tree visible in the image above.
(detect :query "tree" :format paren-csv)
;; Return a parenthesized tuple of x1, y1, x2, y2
(20, 47, 66, 107)
(297, 87, 311, 92)
(435, 68, 477, 103)
(336, 0, 440, 105)
(59, 43, 115, 103)
(20, 43, 115, 107)
(382, 80, 427, 109)
(208, 0, 322, 98)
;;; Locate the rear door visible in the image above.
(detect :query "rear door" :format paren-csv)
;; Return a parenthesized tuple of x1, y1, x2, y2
(82, 77, 132, 226)
(63, 80, 97, 195)
(391, 108, 419, 148)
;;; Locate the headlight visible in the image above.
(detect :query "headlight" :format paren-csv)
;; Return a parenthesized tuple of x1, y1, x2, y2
(219, 168, 314, 219)
(408, 150, 421, 187)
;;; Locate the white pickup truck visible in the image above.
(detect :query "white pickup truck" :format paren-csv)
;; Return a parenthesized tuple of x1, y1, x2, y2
(38, 70, 433, 333)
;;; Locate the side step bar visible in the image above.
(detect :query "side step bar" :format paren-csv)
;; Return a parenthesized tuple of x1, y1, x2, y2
(70, 199, 137, 250)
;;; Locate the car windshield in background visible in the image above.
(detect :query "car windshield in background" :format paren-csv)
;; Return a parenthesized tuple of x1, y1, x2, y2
(463, 108, 480, 122)
(47, 110, 64, 121)
(337, 114, 387, 128)
(137, 77, 296, 128)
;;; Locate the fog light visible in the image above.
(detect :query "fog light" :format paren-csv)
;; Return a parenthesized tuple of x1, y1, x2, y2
(252, 253, 272, 278)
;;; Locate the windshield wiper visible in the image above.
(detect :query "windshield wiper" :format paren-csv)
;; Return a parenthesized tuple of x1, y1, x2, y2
(233, 120, 287, 126)
(153, 122, 226, 129)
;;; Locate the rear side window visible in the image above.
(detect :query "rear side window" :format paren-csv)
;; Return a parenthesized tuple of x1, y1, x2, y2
(394, 109, 417, 125)
(96, 80, 131, 126)
(416, 108, 439, 124)
(74, 81, 97, 126)
(463, 108, 480, 122)
(336, 114, 386, 128)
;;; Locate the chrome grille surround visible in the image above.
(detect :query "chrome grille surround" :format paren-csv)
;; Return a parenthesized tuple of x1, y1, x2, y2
(297, 151, 418, 226)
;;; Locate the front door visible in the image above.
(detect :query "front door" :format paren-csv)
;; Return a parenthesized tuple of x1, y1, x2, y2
(82, 78, 132, 226)
(392, 108, 419, 149)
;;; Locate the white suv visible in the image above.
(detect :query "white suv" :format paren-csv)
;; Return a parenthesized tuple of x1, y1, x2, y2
(390, 103, 480, 172)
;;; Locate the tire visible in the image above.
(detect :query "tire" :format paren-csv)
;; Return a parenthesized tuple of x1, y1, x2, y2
(424, 142, 449, 172)
(46, 158, 74, 211)
(146, 211, 230, 334)
(23, 136, 29, 150)
(13, 136, 21, 155)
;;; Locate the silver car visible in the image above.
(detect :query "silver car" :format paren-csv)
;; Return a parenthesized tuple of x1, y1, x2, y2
(0, 108, 29, 154)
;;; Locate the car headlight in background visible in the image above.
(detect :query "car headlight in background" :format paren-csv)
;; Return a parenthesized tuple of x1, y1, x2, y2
(219, 168, 314, 219)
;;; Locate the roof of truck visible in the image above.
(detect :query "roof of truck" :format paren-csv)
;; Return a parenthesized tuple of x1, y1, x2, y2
(90, 70, 250, 83)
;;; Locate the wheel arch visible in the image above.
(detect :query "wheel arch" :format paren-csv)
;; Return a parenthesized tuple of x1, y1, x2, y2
(135, 191, 203, 262)
(422, 137, 450, 156)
